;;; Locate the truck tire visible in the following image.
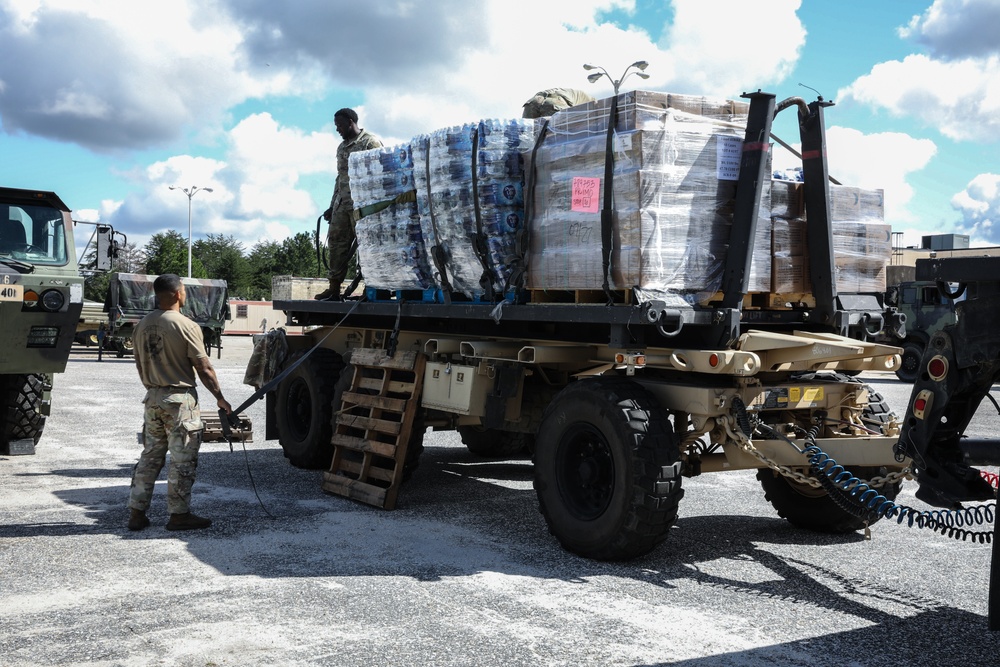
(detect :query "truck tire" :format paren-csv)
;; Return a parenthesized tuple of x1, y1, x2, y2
(459, 426, 529, 458)
(757, 379, 902, 533)
(533, 377, 683, 561)
(275, 349, 343, 469)
(1, 374, 50, 450)
(895, 342, 924, 383)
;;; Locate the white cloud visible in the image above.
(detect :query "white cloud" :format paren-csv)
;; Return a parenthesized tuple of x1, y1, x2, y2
(838, 54, 1000, 142)
(899, 0, 1000, 59)
(952, 172, 1000, 243)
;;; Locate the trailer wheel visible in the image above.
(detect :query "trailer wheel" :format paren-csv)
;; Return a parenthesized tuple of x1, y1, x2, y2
(275, 349, 343, 469)
(895, 342, 924, 383)
(533, 377, 683, 561)
(459, 426, 530, 458)
(1, 373, 50, 451)
(757, 379, 902, 533)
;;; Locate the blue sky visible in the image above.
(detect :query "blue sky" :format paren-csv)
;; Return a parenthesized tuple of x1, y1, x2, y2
(2, 0, 998, 254)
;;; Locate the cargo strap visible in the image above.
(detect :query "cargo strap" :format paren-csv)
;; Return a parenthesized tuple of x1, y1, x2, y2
(470, 125, 499, 302)
(421, 136, 453, 304)
(508, 118, 549, 292)
(600, 93, 619, 306)
(322, 347, 426, 510)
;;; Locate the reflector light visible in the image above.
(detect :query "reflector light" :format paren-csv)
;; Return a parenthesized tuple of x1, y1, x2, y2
(927, 356, 948, 381)
(913, 389, 933, 420)
(23, 290, 39, 306)
(709, 353, 719, 367)
(914, 398, 926, 412)
(615, 353, 625, 364)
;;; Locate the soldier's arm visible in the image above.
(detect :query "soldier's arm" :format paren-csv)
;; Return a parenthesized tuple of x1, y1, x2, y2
(193, 356, 232, 414)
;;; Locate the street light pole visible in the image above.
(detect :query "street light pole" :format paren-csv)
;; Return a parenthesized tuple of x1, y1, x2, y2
(168, 185, 213, 278)
(582, 60, 650, 96)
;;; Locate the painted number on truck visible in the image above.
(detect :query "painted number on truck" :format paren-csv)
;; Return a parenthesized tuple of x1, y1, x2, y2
(0, 284, 23, 301)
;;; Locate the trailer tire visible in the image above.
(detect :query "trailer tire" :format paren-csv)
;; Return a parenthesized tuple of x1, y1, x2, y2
(757, 379, 902, 533)
(895, 342, 924, 383)
(533, 377, 683, 561)
(275, 349, 343, 469)
(459, 426, 530, 458)
(1, 373, 50, 451)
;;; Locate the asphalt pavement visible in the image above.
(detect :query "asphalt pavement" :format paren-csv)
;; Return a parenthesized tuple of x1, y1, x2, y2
(1, 337, 998, 667)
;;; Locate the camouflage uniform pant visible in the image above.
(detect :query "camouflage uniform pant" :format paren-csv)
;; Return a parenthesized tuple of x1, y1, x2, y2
(128, 387, 204, 515)
(326, 209, 356, 287)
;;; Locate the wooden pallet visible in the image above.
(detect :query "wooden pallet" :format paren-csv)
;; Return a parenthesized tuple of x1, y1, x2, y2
(527, 288, 633, 305)
(202, 412, 253, 444)
(322, 348, 426, 510)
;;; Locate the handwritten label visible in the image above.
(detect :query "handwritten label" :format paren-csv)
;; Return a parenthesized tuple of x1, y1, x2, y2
(717, 135, 742, 181)
(571, 177, 601, 213)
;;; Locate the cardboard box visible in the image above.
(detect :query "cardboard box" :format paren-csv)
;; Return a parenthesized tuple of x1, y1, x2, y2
(771, 180, 803, 219)
(272, 276, 330, 301)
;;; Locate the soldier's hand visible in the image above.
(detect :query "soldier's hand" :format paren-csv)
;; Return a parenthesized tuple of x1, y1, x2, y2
(218, 397, 233, 415)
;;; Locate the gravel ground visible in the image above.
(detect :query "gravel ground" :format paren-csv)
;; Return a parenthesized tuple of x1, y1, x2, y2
(1, 337, 998, 667)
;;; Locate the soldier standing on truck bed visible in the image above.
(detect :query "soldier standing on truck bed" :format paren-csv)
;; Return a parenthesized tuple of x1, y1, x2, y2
(127, 274, 232, 532)
(314, 108, 383, 301)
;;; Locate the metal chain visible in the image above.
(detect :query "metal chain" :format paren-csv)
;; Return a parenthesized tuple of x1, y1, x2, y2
(721, 417, 913, 489)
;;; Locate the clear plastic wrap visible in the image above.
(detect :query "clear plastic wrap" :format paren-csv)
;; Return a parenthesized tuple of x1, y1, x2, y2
(524, 91, 770, 299)
(413, 118, 536, 297)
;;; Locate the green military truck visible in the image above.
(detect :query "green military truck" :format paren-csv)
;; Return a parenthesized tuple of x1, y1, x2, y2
(884, 279, 957, 382)
(105, 273, 230, 359)
(1, 186, 115, 455)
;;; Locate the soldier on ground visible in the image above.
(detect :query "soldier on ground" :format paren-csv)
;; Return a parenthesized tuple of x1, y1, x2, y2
(127, 274, 232, 532)
(315, 107, 383, 300)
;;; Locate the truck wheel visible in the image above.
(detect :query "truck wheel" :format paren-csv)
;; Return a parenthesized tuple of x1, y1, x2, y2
(533, 377, 683, 561)
(757, 380, 902, 533)
(895, 342, 924, 383)
(1, 374, 50, 450)
(275, 349, 343, 469)
(459, 425, 529, 458)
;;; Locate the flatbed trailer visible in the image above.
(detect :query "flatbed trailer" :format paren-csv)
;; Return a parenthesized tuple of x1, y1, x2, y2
(242, 91, 945, 561)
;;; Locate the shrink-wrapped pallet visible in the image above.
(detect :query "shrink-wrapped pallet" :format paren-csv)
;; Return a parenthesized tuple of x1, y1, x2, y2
(524, 91, 770, 297)
(349, 143, 433, 290)
(412, 118, 535, 297)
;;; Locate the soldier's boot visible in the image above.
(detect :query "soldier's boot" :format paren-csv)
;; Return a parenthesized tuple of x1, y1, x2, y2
(165, 512, 212, 531)
(128, 509, 150, 532)
(313, 280, 342, 301)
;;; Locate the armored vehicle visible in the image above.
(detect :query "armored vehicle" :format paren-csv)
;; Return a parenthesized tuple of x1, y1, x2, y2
(1, 186, 114, 455)
(884, 280, 958, 382)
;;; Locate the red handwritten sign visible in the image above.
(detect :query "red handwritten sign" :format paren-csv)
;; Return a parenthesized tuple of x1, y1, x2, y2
(571, 176, 601, 213)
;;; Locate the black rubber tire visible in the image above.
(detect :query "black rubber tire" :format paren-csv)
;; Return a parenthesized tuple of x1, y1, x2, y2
(757, 378, 902, 533)
(1, 373, 49, 450)
(895, 342, 924, 383)
(533, 377, 683, 561)
(459, 425, 530, 458)
(275, 348, 343, 469)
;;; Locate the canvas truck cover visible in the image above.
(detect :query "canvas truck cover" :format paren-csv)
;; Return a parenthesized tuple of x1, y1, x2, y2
(106, 273, 230, 327)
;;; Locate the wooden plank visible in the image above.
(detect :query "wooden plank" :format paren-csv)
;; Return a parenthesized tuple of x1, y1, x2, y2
(350, 348, 420, 370)
(321, 473, 388, 506)
(342, 391, 408, 413)
(357, 377, 415, 395)
(331, 433, 398, 458)
(335, 413, 402, 435)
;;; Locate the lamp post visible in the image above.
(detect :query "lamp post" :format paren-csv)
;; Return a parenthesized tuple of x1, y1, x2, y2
(168, 185, 213, 278)
(582, 60, 650, 95)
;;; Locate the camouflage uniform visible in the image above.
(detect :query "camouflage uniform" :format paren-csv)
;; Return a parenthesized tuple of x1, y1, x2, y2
(521, 88, 595, 119)
(127, 309, 209, 515)
(328, 128, 383, 288)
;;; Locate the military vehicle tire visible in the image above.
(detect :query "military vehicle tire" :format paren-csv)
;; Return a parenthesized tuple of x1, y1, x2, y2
(533, 377, 683, 561)
(458, 426, 530, 458)
(1, 373, 49, 450)
(895, 342, 924, 383)
(757, 378, 902, 533)
(275, 349, 343, 469)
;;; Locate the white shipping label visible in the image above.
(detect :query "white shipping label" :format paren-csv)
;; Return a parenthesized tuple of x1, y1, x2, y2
(717, 135, 743, 181)
(70, 282, 83, 304)
(614, 134, 632, 152)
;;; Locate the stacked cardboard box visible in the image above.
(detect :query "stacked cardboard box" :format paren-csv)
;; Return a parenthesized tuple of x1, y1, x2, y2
(525, 90, 770, 296)
(770, 182, 889, 294)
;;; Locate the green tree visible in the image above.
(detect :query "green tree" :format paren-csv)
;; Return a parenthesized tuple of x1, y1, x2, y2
(245, 232, 322, 300)
(82, 241, 145, 303)
(144, 230, 206, 278)
(192, 234, 252, 296)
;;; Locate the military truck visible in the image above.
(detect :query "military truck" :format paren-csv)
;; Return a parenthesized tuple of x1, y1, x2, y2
(1, 187, 115, 455)
(233, 90, 967, 565)
(884, 279, 957, 382)
(104, 273, 230, 359)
